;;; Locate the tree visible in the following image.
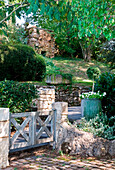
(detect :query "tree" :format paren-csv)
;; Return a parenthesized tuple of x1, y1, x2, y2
(87, 67, 101, 92)
(27, 1, 81, 57)
(29, 0, 114, 61)
(0, 0, 29, 35)
(0, 0, 114, 61)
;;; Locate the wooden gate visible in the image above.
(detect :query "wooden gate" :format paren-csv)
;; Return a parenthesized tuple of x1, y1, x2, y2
(9, 110, 56, 152)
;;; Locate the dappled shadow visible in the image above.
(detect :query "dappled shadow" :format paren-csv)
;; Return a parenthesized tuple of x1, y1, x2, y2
(7, 145, 115, 170)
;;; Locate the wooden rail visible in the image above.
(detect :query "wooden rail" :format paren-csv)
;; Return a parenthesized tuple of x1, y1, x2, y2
(9, 110, 56, 152)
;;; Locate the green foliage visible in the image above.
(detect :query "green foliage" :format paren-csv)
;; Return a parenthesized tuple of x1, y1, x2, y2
(1, 24, 28, 45)
(0, 44, 46, 81)
(0, 0, 114, 61)
(45, 57, 72, 82)
(100, 40, 115, 70)
(29, 0, 114, 40)
(45, 57, 60, 75)
(87, 67, 101, 81)
(55, 35, 82, 58)
(59, 150, 64, 156)
(0, 80, 38, 113)
(28, 0, 114, 60)
(77, 113, 115, 140)
(94, 72, 115, 117)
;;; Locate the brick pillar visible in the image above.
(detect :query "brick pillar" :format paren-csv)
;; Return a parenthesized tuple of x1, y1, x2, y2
(52, 102, 68, 148)
(0, 108, 9, 168)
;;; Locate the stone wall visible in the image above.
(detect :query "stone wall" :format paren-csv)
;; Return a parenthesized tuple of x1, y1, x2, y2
(32, 85, 91, 111)
(32, 85, 90, 110)
(0, 108, 9, 168)
(27, 26, 57, 58)
(32, 86, 55, 111)
(55, 85, 90, 106)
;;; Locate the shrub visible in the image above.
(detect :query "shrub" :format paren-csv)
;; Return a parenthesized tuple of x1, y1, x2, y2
(87, 67, 101, 91)
(100, 39, 115, 70)
(1, 24, 28, 45)
(0, 44, 46, 81)
(0, 80, 38, 113)
(94, 72, 115, 117)
(87, 67, 101, 80)
(76, 113, 115, 140)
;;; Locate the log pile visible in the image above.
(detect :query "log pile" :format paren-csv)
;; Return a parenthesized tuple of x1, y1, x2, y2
(27, 26, 57, 58)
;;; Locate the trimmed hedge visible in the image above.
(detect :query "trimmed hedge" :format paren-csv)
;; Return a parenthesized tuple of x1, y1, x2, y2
(0, 44, 46, 81)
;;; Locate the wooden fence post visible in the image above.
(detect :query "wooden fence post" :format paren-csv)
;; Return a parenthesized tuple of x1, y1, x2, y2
(0, 108, 9, 168)
(31, 112, 36, 146)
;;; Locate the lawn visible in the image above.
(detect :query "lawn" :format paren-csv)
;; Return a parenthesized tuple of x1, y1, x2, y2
(44, 56, 111, 86)
(26, 55, 113, 86)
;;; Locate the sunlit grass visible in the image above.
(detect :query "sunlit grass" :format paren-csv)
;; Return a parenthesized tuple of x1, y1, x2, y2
(27, 56, 110, 86)
(50, 57, 110, 85)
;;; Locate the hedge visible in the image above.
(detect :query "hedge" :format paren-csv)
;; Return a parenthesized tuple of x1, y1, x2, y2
(0, 44, 46, 81)
(0, 80, 38, 113)
(94, 72, 115, 117)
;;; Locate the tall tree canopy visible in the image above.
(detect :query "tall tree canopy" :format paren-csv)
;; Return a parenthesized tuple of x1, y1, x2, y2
(0, 0, 114, 60)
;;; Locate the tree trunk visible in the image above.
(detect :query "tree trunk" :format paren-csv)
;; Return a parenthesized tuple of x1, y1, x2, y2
(79, 41, 91, 61)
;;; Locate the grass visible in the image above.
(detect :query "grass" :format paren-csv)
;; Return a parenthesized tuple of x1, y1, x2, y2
(27, 55, 111, 86)
(44, 56, 110, 86)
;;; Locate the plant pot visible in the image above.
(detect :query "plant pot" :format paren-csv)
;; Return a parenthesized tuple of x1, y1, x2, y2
(81, 98, 102, 120)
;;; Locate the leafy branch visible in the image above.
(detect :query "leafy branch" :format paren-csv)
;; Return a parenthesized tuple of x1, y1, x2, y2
(0, 1, 29, 24)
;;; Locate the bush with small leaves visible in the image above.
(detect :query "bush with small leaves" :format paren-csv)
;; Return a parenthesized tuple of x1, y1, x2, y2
(0, 44, 46, 81)
(94, 72, 115, 117)
(0, 80, 38, 113)
(87, 67, 101, 81)
(77, 113, 115, 140)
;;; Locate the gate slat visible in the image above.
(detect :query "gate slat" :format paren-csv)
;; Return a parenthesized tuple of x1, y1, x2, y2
(10, 110, 55, 152)
(36, 127, 45, 139)
(44, 126, 52, 137)
(36, 136, 53, 144)
(11, 112, 32, 118)
(10, 141, 30, 150)
(11, 117, 30, 144)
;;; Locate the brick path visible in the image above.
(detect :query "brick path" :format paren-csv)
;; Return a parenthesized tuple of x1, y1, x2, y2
(3, 156, 115, 170)
(2, 146, 115, 170)
(1, 107, 115, 170)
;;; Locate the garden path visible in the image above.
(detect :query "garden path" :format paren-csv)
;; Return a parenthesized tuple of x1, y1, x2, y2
(3, 146, 115, 170)
(68, 106, 82, 123)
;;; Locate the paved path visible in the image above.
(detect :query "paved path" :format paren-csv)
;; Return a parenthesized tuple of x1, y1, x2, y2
(68, 106, 82, 123)
(2, 107, 115, 170)
(3, 147, 115, 170)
